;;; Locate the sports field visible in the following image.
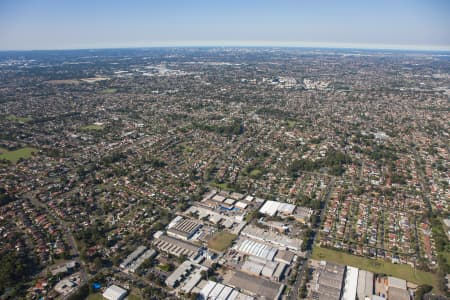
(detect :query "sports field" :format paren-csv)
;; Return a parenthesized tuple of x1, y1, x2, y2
(100, 88, 117, 94)
(0, 147, 37, 163)
(81, 124, 104, 131)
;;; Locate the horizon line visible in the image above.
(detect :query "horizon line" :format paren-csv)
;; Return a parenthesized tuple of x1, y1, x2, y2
(1, 41, 450, 53)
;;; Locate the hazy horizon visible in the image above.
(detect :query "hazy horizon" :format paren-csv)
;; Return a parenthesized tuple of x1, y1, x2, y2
(1, 0, 449, 51)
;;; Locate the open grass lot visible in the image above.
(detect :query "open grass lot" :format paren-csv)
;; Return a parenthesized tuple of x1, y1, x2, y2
(0, 147, 38, 163)
(207, 231, 237, 252)
(127, 294, 142, 300)
(312, 246, 438, 288)
(6, 114, 32, 123)
(100, 88, 117, 94)
(81, 124, 104, 131)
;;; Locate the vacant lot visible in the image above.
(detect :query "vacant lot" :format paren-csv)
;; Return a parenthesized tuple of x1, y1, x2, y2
(208, 231, 237, 252)
(312, 246, 437, 288)
(0, 147, 38, 163)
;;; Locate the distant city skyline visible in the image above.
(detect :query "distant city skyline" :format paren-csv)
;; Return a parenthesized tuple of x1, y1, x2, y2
(1, 0, 449, 51)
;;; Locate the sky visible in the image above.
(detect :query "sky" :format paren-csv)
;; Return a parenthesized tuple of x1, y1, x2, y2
(0, 0, 449, 51)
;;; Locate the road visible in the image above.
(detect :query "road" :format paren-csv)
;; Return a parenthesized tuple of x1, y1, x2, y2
(289, 177, 335, 300)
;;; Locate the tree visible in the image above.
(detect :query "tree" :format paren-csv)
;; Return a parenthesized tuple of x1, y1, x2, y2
(414, 284, 432, 300)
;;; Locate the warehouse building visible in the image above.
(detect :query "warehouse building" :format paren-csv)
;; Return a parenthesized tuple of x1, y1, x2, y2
(241, 225, 302, 252)
(311, 261, 345, 300)
(153, 233, 201, 259)
(228, 271, 285, 300)
(342, 266, 358, 300)
(274, 250, 296, 265)
(235, 239, 278, 261)
(198, 280, 254, 300)
(165, 260, 208, 289)
(388, 287, 410, 300)
(356, 270, 374, 300)
(126, 249, 157, 273)
(293, 206, 314, 223)
(387, 276, 407, 290)
(387, 276, 409, 300)
(259, 200, 296, 217)
(240, 257, 287, 282)
(167, 217, 202, 240)
(119, 245, 147, 269)
(102, 285, 127, 300)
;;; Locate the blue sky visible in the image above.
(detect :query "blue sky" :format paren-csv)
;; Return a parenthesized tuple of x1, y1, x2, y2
(0, 0, 449, 50)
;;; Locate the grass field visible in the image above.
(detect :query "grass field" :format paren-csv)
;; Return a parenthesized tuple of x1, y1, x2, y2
(312, 246, 438, 288)
(249, 169, 263, 179)
(0, 147, 37, 163)
(100, 88, 117, 94)
(286, 119, 296, 128)
(6, 114, 32, 123)
(81, 124, 104, 131)
(207, 231, 237, 252)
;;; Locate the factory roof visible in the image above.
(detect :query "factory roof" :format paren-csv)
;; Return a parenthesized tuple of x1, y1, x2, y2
(165, 261, 194, 288)
(102, 285, 127, 300)
(342, 266, 358, 300)
(235, 239, 278, 261)
(119, 245, 147, 269)
(356, 270, 374, 300)
(388, 287, 410, 300)
(259, 200, 296, 217)
(241, 225, 302, 251)
(388, 276, 407, 290)
(228, 271, 284, 300)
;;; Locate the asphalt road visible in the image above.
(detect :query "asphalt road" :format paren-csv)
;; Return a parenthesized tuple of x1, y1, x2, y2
(289, 177, 335, 300)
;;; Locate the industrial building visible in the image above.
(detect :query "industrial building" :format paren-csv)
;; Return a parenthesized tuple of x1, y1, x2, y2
(387, 276, 407, 290)
(311, 261, 345, 300)
(293, 206, 314, 223)
(341, 266, 358, 300)
(165, 260, 207, 289)
(234, 239, 278, 261)
(387, 276, 409, 300)
(198, 280, 255, 300)
(126, 249, 157, 273)
(259, 200, 296, 217)
(240, 257, 286, 281)
(119, 245, 147, 269)
(228, 271, 285, 300)
(153, 233, 201, 259)
(167, 217, 202, 240)
(388, 287, 410, 300)
(356, 270, 374, 300)
(102, 285, 127, 300)
(241, 224, 302, 252)
(274, 250, 296, 265)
